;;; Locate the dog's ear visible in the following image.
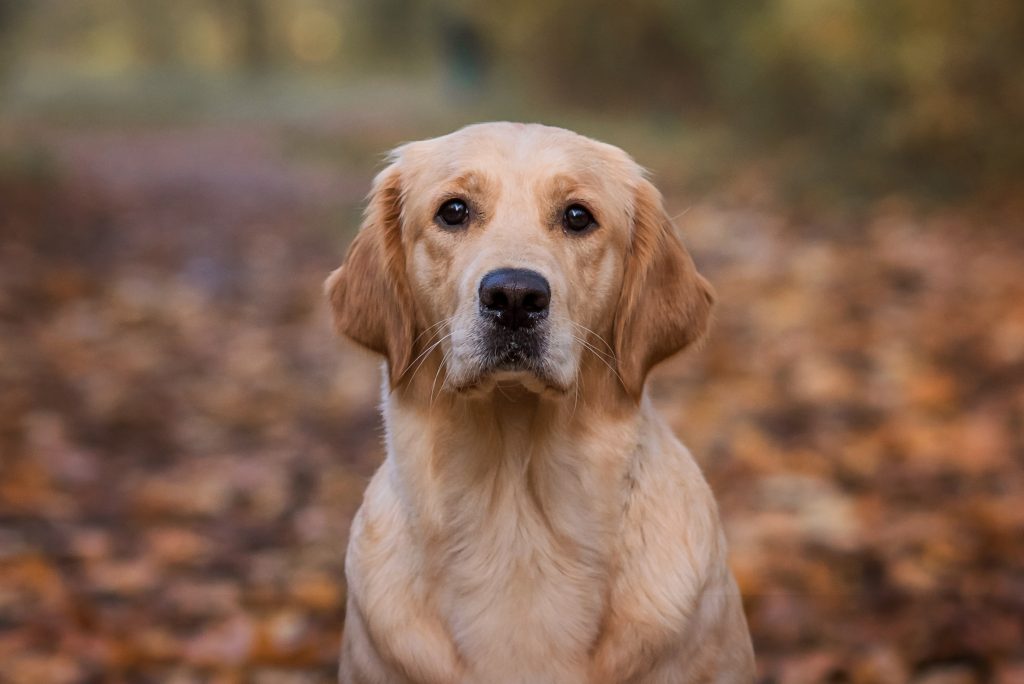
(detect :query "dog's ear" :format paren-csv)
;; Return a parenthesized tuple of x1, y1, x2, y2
(325, 162, 416, 387)
(613, 178, 715, 401)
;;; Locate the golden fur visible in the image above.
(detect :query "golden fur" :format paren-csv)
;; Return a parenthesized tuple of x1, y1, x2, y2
(325, 122, 755, 683)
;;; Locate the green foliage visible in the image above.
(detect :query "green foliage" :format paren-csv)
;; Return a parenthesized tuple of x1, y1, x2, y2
(2, 0, 1022, 195)
(453, 0, 1024, 191)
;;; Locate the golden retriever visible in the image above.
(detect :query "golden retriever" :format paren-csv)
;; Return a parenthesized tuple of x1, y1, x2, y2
(325, 122, 755, 683)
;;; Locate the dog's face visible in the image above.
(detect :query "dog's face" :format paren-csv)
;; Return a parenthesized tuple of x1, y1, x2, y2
(326, 123, 714, 400)
(393, 124, 640, 396)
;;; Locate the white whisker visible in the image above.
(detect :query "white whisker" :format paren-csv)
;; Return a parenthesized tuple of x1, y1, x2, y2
(564, 318, 615, 357)
(406, 331, 453, 386)
(429, 348, 453, 411)
(571, 333, 625, 387)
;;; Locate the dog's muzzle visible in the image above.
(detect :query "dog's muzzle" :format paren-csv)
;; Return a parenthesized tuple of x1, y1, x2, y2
(478, 268, 550, 366)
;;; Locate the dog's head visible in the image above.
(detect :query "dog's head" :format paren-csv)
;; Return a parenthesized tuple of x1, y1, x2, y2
(326, 123, 714, 401)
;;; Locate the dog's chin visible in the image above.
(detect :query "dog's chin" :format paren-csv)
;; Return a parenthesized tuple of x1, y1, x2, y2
(452, 363, 570, 399)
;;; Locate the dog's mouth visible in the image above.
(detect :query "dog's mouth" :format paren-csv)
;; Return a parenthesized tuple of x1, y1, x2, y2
(486, 329, 544, 367)
(451, 328, 568, 396)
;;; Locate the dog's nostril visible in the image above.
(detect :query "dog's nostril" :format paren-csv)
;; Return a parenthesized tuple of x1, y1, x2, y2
(484, 289, 510, 311)
(522, 291, 548, 313)
(479, 268, 551, 329)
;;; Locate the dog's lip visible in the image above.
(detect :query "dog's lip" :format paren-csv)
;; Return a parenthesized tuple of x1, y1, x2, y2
(485, 331, 545, 363)
(454, 367, 570, 397)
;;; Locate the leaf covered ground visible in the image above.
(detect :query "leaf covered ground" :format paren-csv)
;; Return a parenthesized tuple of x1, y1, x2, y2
(1, 117, 1023, 683)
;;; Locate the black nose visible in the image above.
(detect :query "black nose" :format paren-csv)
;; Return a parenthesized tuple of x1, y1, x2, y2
(478, 268, 551, 330)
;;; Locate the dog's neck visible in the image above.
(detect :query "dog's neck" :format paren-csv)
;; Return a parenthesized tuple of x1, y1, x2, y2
(382, 361, 648, 556)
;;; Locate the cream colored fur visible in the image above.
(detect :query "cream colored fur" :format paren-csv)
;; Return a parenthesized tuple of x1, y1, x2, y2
(326, 123, 755, 683)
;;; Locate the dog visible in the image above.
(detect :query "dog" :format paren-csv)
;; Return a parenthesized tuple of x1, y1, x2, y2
(325, 122, 755, 683)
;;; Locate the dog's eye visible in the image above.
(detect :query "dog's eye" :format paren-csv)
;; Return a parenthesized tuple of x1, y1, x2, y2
(436, 199, 469, 227)
(563, 204, 595, 233)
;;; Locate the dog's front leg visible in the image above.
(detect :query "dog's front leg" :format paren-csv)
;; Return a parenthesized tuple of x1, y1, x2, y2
(587, 577, 754, 684)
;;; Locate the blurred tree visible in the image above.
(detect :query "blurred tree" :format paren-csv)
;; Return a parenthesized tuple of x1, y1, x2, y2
(0, 0, 29, 90)
(128, 1, 181, 67)
(438, 10, 489, 96)
(234, 0, 272, 74)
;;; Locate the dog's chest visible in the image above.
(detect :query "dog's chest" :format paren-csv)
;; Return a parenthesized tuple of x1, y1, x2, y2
(437, 485, 610, 680)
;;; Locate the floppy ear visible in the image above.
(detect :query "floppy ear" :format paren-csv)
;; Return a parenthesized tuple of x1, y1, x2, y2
(324, 163, 416, 388)
(613, 179, 715, 401)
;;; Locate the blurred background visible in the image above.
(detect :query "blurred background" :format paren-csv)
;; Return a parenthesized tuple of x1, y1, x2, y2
(1, 1, 1023, 682)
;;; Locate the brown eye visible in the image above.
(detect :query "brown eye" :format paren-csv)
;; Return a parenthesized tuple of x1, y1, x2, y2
(563, 204, 595, 233)
(437, 198, 469, 227)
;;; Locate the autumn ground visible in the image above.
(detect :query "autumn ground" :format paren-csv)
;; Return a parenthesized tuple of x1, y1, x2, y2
(1, 100, 1023, 683)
